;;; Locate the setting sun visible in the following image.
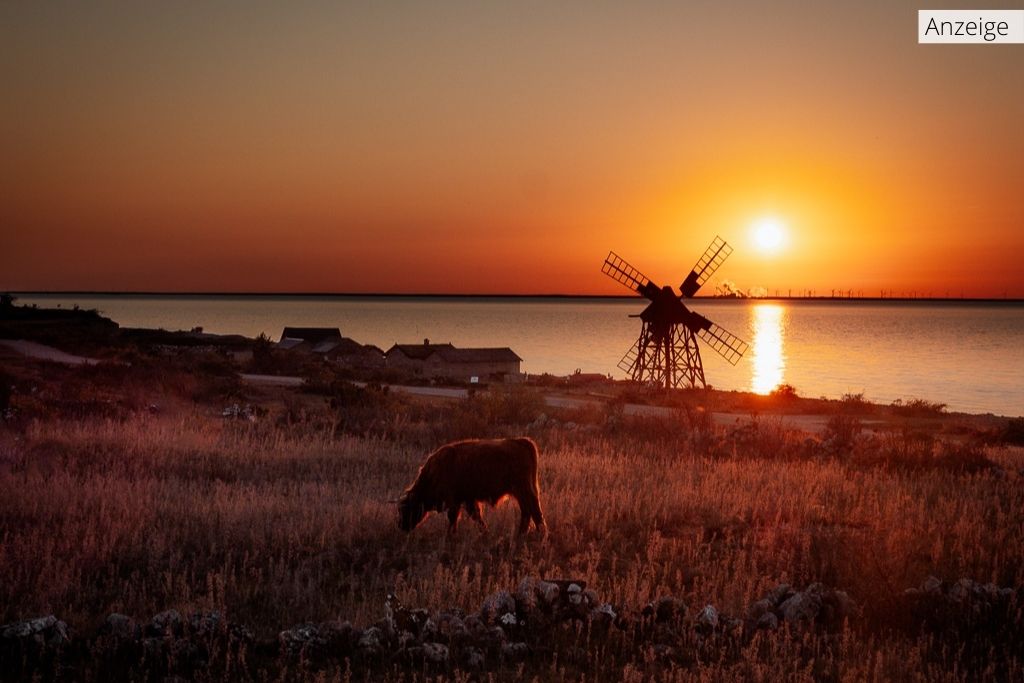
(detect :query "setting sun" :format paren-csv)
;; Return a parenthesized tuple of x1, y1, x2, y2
(750, 217, 789, 255)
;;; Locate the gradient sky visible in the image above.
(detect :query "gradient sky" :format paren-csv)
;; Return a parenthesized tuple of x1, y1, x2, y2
(2, 2, 1022, 296)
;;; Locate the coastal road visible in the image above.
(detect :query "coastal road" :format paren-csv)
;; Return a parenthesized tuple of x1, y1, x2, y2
(0, 355, 836, 433)
(541, 394, 835, 433)
(239, 373, 306, 387)
(356, 382, 837, 434)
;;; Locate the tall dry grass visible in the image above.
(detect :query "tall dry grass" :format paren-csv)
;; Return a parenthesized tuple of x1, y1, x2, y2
(1, 403, 1022, 680)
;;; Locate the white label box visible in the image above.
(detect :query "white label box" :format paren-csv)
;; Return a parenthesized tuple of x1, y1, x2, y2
(918, 9, 1024, 43)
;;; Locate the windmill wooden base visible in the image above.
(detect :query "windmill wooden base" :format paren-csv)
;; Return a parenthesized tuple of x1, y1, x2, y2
(621, 322, 706, 389)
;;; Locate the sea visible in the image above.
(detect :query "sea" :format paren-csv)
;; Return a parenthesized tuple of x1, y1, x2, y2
(15, 295, 1024, 417)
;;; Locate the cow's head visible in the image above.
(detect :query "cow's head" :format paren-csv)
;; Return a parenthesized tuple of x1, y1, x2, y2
(397, 491, 429, 532)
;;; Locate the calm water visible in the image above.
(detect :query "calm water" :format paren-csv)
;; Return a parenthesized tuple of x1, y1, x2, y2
(17, 295, 1024, 417)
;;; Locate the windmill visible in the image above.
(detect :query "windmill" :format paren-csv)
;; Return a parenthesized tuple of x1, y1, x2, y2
(602, 236, 749, 389)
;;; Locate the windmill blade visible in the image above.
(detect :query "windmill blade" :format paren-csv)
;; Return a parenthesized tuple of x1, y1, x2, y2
(697, 322, 749, 366)
(617, 342, 639, 375)
(680, 236, 732, 297)
(603, 252, 659, 299)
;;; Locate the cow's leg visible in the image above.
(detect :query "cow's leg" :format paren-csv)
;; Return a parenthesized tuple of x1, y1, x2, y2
(527, 500, 546, 535)
(528, 484, 547, 534)
(464, 501, 487, 531)
(447, 505, 460, 532)
(515, 489, 545, 535)
(516, 495, 534, 534)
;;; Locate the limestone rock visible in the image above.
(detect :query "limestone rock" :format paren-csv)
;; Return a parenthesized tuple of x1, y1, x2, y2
(696, 604, 719, 632)
(480, 591, 516, 623)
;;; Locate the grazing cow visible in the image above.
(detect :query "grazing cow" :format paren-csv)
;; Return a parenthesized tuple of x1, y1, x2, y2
(398, 437, 546, 534)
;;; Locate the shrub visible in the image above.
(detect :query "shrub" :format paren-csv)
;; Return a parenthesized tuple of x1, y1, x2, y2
(997, 417, 1024, 446)
(839, 392, 874, 414)
(770, 383, 799, 400)
(890, 397, 946, 417)
(822, 413, 862, 453)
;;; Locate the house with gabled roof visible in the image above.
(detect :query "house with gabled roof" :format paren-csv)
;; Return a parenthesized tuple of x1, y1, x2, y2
(385, 339, 522, 382)
(277, 327, 383, 367)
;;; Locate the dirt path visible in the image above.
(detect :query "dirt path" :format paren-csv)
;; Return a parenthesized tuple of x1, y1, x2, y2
(239, 373, 306, 387)
(0, 339, 101, 366)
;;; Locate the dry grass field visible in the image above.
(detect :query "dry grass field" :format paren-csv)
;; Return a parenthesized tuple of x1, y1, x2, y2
(1, 363, 1023, 681)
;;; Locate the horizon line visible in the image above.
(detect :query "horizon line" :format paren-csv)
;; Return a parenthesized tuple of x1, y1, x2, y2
(6, 290, 1023, 303)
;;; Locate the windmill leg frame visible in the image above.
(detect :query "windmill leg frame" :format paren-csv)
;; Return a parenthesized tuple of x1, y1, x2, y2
(628, 322, 706, 389)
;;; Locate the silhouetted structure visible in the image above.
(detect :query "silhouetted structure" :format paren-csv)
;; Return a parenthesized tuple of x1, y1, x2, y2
(278, 327, 343, 350)
(277, 327, 383, 367)
(602, 236, 749, 389)
(385, 340, 522, 382)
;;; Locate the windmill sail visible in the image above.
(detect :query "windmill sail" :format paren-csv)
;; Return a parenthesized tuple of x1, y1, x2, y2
(617, 343, 639, 374)
(680, 236, 732, 297)
(602, 252, 658, 299)
(697, 323, 748, 366)
(603, 238, 748, 388)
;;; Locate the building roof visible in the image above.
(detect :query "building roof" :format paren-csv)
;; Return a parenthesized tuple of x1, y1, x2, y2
(386, 342, 456, 360)
(311, 340, 340, 354)
(279, 327, 342, 344)
(316, 337, 382, 357)
(386, 342, 521, 364)
(437, 347, 522, 363)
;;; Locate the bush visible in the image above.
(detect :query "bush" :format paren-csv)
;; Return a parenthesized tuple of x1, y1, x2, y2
(770, 383, 799, 400)
(890, 398, 946, 417)
(998, 417, 1024, 446)
(823, 414, 862, 453)
(839, 392, 873, 414)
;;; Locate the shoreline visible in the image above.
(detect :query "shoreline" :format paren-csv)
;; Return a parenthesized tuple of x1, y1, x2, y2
(8, 290, 1024, 303)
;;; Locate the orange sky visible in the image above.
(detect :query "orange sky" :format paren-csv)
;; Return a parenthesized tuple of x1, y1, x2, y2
(2, 2, 1022, 296)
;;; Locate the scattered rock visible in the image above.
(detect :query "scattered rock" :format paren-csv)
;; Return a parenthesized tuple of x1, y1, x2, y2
(590, 603, 617, 627)
(480, 591, 516, 623)
(903, 576, 1020, 634)
(500, 641, 529, 661)
(745, 599, 772, 623)
(462, 646, 486, 669)
(279, 623, 325, 657)
(463, 614, 486, 638)
(765, 583, 794, 607)
(188, 611, 222, 637)
(422, 641, 449, 665)
(101, 613, 138, 640)
(516, 577, 560, 614)
(483, 625, 507, 648)
(147, 610, 183, 637)
(1, 615, 70, 647)
(922, 576, 943, 594)
(779, 586, 824, 624)
(433, 612, 468, 644)
(644, 596, 687, 624)
(696, 604, 719, 633)
(0, 579, 897, 678)
(358, 626, 385, 658)
(317, 620, 352, 652)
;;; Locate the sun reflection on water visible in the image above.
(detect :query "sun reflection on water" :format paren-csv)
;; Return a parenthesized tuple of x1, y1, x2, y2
(751, 304, 786, 394)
